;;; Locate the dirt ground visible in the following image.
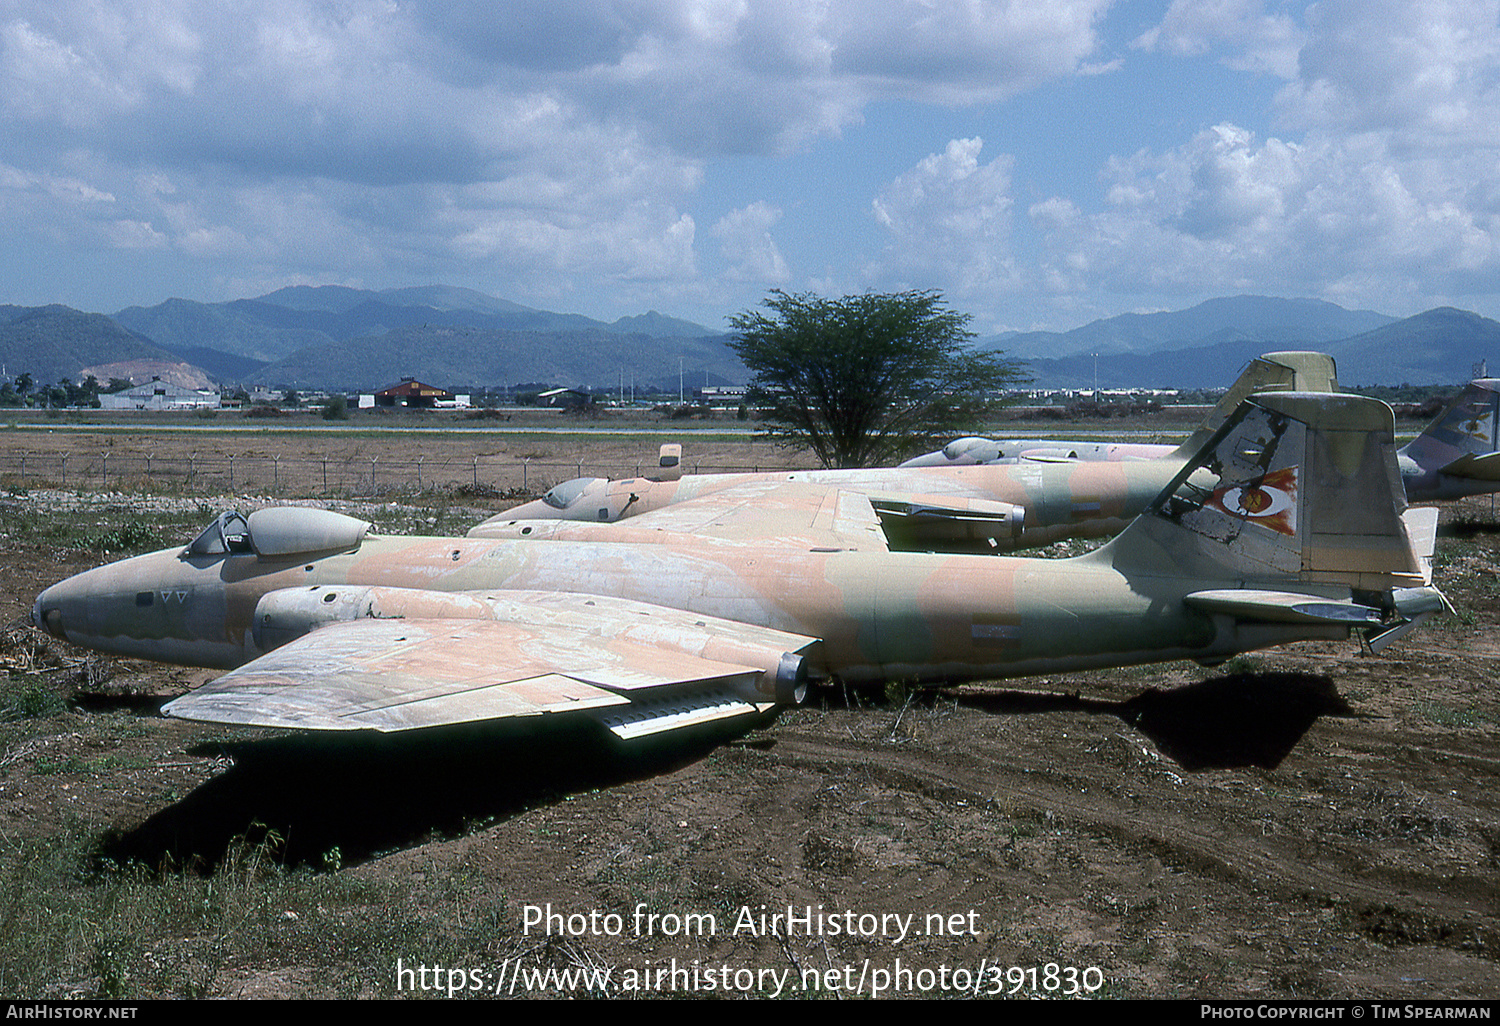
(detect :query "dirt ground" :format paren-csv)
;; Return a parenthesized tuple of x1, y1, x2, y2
(0, 426, 1496, 1000)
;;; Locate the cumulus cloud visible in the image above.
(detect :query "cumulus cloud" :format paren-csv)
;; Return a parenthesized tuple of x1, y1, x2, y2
(712, 202, 789, 283)
(871, 138, 1020, 297)
(1024, 0, 1495, 313)
(1277, 0, 1500, 146)
(1030, 122, 1499, 309)
(1132, 0, 1304, 78)
(826, 0, 1113, 102)
(0, 0, 1115, 312)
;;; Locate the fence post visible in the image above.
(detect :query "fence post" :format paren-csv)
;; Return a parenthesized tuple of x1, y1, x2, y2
(101, 452, 107, 488)
(188, 453, 194, 487)
(371, 458, 377, 492)
(322, 458, 328, 494)
(472, 456, 479, 489)
(522, 458, 529, 491)
(274, 455, 279, 493)
(146, 454, 152, 481)
(60, 453, 66, 486)
(228, 454, 234, 491)
(19, 453, 24, 486)
(417, 456, 423, 490)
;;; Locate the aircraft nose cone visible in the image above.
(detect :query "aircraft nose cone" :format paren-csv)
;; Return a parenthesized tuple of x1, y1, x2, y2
(32, 586, 64, 640)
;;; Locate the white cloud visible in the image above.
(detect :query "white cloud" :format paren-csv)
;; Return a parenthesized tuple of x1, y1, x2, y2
(1030, 122, 1500, 309)
(0, 0, 1117, 314)
(827, 0, 1113, 102)
(712, 202, 790, 283)
(1277, 0, 1500, 147)
(871, 138, 1020, 297)
(1133, 0, 1304, 78)
(1011, 1, 1500, 316)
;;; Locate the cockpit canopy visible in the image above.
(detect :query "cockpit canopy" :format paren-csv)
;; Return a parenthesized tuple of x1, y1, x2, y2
(942, 437, 1004, 462)
(187, 508, 372, 558)
(540, 477, 607, 511)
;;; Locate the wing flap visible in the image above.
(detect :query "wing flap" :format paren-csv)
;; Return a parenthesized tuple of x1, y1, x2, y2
(594, 690, 771, 740)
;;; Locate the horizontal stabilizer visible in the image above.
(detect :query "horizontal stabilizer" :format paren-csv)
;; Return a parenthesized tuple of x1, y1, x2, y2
(1437, 450, 1500, 482)
(1185, 589, 1384, 625)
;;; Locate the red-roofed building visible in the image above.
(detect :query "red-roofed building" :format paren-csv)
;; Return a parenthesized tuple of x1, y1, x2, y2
(374, 378, 452, 408)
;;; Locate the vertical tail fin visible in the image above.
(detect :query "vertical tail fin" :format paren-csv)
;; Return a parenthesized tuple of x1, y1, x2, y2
(1168, 352, 1339, 460)
(1111, 392, 1432, 592)
(1398, 379, 1500, 499)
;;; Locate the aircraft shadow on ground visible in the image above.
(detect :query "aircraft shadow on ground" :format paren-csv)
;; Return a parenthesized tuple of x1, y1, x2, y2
(1438, 515, 1500, 538)
(101, 672, 1350, 872)
(100, 715, 765, 873)
(951, 672, 1356, 772)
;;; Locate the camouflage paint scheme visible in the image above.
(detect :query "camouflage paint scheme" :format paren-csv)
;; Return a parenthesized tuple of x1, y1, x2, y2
(33, 393, 1444, 739)
(485, 353, 1338, 553)
(902, 361, 1500, 508)
(482, 458, 1171, 552)
(1396, 379, 1500, 500)
(900, 351, 1339, 469)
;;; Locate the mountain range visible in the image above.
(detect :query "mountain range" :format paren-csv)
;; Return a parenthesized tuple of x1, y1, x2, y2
(3, 287, 732, 393)
(989, 299, 1500, 388)
(2, 288, 1498, 393)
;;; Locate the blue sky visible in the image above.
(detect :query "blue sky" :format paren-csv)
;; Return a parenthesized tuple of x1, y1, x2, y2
(2, 1, 1497, 335)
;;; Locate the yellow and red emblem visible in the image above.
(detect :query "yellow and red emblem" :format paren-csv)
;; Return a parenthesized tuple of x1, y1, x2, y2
(1209, 467, 1298, 536)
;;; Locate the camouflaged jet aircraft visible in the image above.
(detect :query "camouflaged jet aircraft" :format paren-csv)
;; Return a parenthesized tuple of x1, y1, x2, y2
(33, 393, 1443, 740)
(901, 351, 1339, 468)
(480, 353, 1337, 553)
(1396, 379, 1500, 501)
(903, 366, 1500, 507)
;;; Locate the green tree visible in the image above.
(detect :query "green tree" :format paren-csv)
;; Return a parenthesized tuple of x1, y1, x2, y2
(321, 394, 349, 420)
(728, 289, 1028, 468)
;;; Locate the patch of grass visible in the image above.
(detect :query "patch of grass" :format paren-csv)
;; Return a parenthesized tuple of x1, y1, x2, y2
(33, 754, 149, 776)
(0, 676, 68, 721)
(1409, 700, 1487, 729)
(1219, 654, 1265, 676)
(79, 521, 159, 553)
(0, 819, 528, 999)
(3, 504, 205, 555)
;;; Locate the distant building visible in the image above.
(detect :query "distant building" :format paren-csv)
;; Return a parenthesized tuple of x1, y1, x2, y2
(694, 386, 748, 401)
(98, 377, 220, 411)
(535, 387, 592, 410)
(373, 378, 453, 408)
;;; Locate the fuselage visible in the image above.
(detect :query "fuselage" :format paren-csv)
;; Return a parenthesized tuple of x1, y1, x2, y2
(496, 459, 1189, 550)
(34, 530, 1350, 689)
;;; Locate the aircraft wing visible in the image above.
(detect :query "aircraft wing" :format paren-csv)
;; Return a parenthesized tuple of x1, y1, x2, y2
(604, 480, 892, 551)
(162, 590, 819, 738)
